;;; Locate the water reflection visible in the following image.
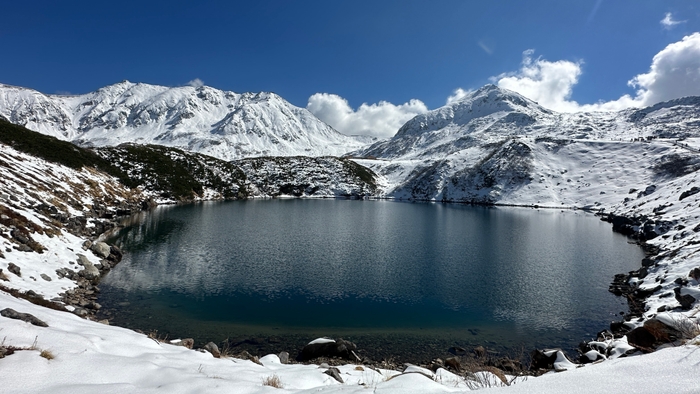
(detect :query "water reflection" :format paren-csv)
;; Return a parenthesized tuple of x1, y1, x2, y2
(102, 200, 642, 343)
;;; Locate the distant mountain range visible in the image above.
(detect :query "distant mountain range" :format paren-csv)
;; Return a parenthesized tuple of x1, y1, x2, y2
(0, 81, 366, 160)
(2, 81, 699, 207)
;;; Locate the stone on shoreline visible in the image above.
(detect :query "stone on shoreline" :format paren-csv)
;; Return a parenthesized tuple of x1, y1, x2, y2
(90, 242, 111, 259)
(298, 338, 358, 362)
(203, 342, 221, 358)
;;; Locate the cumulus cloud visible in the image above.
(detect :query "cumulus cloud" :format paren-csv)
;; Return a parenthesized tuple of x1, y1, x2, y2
(488, 33, 700, 112)
(187, 78, 204, 88)
(495, 49, 583, 112)
(628, 32, 700, 105)
(660, 12, 685, 30)
(307, 93, 428, 138)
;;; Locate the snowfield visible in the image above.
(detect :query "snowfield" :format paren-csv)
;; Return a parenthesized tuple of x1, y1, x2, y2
(1, 82, 700, 392)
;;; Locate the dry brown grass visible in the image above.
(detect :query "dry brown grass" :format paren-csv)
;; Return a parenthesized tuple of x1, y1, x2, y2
(262, 374, 283, 388)
(39, 349, 55, 360)
(147, 330, 169, 343)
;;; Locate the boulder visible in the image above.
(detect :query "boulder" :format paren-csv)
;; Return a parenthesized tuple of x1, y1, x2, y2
(109, 245, 123, 261)
(473, 345, 486, 358)
(90, 242, 111, 259)
(324, 367, 344, 383)
(179, 338, 195, 349)
(626, 327, 656, 350)
(72, 307, 89, 317)
(203, 342, 221, 358)
(643, 318, 680, 343)
(429, 358, 444, 372)
(0, 308, 48, 327)
(298, 338, 358, 361)
(530, 349, 558, 370)
(7, 263, 21, 277)
(679, 186, 700, 201)
(76, 254, 100, 281)
(689, 267, 700, 282)
(674, 287, 697, 310)
(278, 351, 289, 364)
(444, 357, 462, 371)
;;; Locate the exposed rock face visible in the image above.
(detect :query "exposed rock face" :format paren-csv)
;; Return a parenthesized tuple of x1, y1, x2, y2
(236, 156, 378, 198)
(0, 308, 48, 327)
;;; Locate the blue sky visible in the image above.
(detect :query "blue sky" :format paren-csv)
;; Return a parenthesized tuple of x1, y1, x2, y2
(2, 1, 699, 137)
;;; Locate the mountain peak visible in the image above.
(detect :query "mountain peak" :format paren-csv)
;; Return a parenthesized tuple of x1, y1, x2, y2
(391, 84, 547, 141)
(0, 82, 368, 160)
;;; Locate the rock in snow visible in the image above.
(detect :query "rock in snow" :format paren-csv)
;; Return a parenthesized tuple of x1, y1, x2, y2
(0, 308, 48, 327)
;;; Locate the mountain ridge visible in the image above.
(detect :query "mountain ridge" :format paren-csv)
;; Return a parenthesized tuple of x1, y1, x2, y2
(0, 81, 366, 160)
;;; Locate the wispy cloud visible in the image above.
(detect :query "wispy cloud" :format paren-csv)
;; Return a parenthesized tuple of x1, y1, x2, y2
(660, 12, 685, 30)
(477, 40, 493, 55)
(187, 78, 205, 88)
(586, 0, 604, 24)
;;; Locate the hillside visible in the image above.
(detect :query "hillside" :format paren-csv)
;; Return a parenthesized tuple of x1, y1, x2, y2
(354, 85, 700, 206)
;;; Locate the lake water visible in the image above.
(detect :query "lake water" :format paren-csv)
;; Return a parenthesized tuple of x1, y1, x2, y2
(98, 199, 643, 362)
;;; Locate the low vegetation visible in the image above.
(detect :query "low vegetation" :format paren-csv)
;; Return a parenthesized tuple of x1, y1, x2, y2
(262, 374, 283, 388)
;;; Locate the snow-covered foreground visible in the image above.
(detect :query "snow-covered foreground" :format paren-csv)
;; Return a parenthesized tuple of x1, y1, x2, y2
(1, 291, 699, 393)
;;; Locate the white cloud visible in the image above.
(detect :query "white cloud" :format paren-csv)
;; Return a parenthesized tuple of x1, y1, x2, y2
(494, 50, 584, 112)
(487, 33, 700, 112)
(628, 32, 700, 106)
(309, 33, 700, 138)
(660, 12, 685, 30)
(307, 93, 428, 138)
(187, 78, 204, 88)
(446, 88, 473, 105)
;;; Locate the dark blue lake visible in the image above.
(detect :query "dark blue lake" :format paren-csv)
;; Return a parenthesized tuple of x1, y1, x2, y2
(98, 199, 643, 361)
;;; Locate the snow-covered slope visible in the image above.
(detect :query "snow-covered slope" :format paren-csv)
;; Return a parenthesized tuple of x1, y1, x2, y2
(0, 81, 366, 160)
(355, 85, 700, 204)
(0, 143, 145, 300)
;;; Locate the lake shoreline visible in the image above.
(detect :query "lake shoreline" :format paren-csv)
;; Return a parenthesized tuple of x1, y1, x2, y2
(91, 197, 648, 373)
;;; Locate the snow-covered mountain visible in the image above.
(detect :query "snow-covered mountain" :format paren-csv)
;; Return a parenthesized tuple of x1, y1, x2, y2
(0, 81, 366, 160)
(354, 85, 700, 206)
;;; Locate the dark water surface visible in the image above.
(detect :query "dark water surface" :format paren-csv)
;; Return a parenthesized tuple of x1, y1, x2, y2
(98, 200, 643, 362)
